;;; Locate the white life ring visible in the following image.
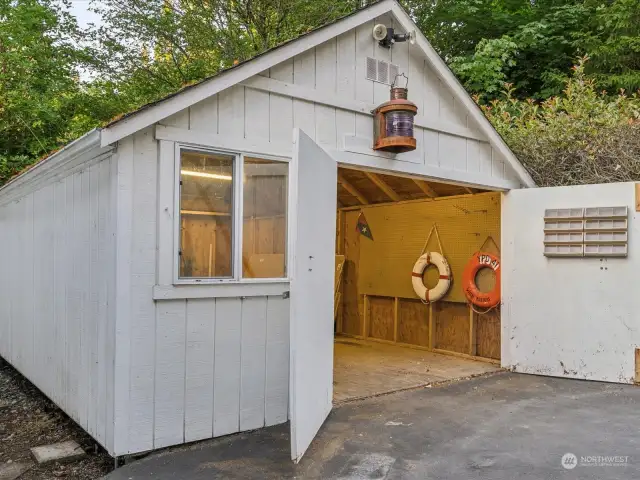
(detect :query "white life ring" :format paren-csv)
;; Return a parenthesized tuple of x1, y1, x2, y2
(411, 252, 451, 303)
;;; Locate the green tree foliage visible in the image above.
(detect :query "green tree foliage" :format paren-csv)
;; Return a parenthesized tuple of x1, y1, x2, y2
(85, 0, 361, 114)
(3, 0, 640, 188)
(482, 59, 640, 186)
(0, 0, 88, 184)
(407, 0, 640, 99)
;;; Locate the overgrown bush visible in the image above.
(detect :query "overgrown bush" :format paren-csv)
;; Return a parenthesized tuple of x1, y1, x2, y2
(481, 58, 640, 187)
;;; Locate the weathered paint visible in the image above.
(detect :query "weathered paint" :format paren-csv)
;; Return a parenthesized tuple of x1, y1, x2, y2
(502, 182, 639, 384)
(0, 156, 117, 453)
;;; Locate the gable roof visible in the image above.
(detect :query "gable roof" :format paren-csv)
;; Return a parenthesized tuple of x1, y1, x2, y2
(100, 0, 534, 187)
(3, 0, 535, 195)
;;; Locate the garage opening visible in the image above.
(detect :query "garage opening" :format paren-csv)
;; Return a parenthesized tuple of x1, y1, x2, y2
(333, 167, 502, 403)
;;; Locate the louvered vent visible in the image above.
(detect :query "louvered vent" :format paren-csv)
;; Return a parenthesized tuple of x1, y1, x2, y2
(377, 60, 389, 84)
(365, 57, 400, 85)
(366, 57, 377, 82)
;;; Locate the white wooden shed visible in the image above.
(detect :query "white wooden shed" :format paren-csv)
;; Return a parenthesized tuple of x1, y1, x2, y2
(2, 0, 639, 463)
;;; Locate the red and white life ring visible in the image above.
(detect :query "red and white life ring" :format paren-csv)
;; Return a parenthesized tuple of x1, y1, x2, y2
(411, 252, 451, 303)
(462, 251, 501, 309)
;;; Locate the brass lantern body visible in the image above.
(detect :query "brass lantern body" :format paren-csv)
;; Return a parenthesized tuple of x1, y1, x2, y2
(373, 87, 418, 154)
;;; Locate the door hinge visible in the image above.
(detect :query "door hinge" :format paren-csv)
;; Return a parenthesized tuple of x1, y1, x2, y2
(282, 291, 290, 299)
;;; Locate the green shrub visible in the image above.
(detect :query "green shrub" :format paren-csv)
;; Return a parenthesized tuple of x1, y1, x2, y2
(0, 154, 33, 187)
(481, 58, 640, 187)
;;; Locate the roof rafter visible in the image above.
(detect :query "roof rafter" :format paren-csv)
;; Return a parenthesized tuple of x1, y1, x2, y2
(338, 173, 369, 205)
(412, 179, 438, 198)
(364, 172, 401, 201)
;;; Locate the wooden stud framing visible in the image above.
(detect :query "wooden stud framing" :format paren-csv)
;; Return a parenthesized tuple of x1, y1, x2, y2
(393, 297, 399, 342)
(363, 294, 370, 338)
(413, 179, 439, 198)
(336, 210, 346, 334)
(635, 184, 640, 212)
(635, 348, 640, 383)
(364, 172, 401, 201)
(338, 173, 369, 205)
(339, 191, 497, 212)
(428, 303, 435, 349)
(469, 307, 477, 356)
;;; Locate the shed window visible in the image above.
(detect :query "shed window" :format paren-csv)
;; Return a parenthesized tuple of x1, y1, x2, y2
(177, 148, 288, 282)
(242, 158, 288, 279)
(179, 150, 235, 279)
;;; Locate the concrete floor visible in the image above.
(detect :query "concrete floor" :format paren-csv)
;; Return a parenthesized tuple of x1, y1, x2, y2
(333, 336, 500, 402)
(103, 373, 640, 479)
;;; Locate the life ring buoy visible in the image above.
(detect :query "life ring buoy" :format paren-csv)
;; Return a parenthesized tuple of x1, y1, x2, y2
(462, 252, 501, 309)
(411, 252, 451, 303)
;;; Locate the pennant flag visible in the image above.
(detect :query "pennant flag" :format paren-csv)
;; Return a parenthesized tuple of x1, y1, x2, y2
(356, 212, 373, 240)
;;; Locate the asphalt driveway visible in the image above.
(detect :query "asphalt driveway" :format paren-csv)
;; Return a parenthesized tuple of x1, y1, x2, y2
(104, 372, 640, 479)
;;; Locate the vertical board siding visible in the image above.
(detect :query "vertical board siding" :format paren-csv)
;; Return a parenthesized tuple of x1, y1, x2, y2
(113, 137, 134, 455)
(265, 296, 290, 426)
(293, 49, 317, 141)
(116, 131, 292, 456)
(0, 156, 117, 454)
(269, 59, 295, 144)
(184, 298, 216, 443)
(127, 127, 158, 453)
(240, 297, 268, 430)
(189, 95, 218, 132)
(213, 298, 243, 436)
(154, 300, 187, 448)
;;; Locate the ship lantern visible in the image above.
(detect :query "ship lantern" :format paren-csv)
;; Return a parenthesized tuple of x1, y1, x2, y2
(373, 74, 418, 153)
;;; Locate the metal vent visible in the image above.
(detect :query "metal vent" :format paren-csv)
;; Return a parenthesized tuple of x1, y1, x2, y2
(377, 60, 389, 84)
(365, 57, 400, 85)
(366, 57, 377, 81)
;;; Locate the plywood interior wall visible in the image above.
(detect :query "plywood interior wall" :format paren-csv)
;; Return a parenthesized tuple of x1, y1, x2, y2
(338, 192, 501, 360)
(357, 192, 501, 302)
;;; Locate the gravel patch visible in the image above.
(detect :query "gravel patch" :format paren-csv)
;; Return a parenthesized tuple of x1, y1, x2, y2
(0, 357, 112, 479)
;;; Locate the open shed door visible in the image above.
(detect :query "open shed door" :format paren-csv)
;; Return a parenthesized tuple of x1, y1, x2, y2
(289, 129, 337, 462)
(502, 183, 636, 383)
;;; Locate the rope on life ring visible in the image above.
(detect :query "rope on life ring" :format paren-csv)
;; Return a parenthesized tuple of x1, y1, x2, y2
(462, 251, 501, 310)
(411, 252, 451, 304)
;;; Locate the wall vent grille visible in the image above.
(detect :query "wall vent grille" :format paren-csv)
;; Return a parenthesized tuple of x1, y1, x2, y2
(365, 57, 399, 86)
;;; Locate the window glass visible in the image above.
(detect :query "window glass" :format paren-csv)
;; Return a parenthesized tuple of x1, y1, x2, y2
(242, 157, 288, 278)
(179, 150, 235, 278)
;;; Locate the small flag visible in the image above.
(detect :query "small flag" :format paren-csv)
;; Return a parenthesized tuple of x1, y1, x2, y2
(356, 212, 373, 240)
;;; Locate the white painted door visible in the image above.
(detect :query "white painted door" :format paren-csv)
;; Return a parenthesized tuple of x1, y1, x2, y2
(502, 183, 636, 383)
(289, 129, 337, 462)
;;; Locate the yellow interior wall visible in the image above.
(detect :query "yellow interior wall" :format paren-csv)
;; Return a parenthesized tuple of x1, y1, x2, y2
(356, 192, 501, 303)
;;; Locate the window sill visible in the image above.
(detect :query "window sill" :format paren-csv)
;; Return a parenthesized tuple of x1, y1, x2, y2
(152, 281, 290, 300)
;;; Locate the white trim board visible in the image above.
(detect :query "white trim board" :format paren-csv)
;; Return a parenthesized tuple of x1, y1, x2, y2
(330, 148, 519, 190)
(155, 125, 291, 158)
(153, 282, 290, 300)
(240, 76, 486, 141)
(389, 3, 535, 187)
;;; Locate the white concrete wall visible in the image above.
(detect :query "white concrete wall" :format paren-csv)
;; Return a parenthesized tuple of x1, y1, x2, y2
(112, 129, 290, 456)
(0, 155, 117, 452)
(502, 182, 639, 384)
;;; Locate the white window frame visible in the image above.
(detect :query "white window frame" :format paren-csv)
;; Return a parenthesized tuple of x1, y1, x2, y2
(173, 143, 291, 285)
